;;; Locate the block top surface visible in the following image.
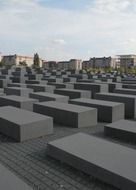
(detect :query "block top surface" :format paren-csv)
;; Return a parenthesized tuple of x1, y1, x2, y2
(1, 95, 37, 102)
(55, 88, 89, 93)
(31, 92, 68, 98)
(0, 106, 51, 124)
(75, 82, 103, 86)
(5, 87, 31, 91)
(48, 133, 136, 182)
(35, 101, 95, 112)
(0, 163, 32, 190)
(28, 84, 51, 87)
(70, 98, 123, 107)
(105, 119, 136, 133)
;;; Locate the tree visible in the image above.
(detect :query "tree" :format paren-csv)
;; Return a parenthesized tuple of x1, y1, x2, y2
(33, 53, 40, 68)
(19, 61, 27, 66)
(0, 61, 3, 67)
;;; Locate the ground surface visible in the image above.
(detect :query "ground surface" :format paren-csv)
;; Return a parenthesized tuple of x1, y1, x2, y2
(0, 122, 135, 190)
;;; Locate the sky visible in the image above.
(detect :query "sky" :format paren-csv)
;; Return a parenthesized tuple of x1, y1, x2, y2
(0, 0, 136, 61)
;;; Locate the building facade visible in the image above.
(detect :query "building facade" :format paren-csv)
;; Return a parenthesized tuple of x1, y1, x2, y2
(43, 59, 82, 70)
(2, 54, 42, 67)
(42, 61, 57, 70)
(116, 55, 136, 68)
(57, 61, 69, 70)
(82, 56, 116, 69)
(69, 59, 82, 70)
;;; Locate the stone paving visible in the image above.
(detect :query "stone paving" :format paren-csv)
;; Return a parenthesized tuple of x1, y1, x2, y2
(0, 122, 134, 190)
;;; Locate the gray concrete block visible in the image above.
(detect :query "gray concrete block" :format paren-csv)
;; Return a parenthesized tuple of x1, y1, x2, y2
(27, 84, 55, 93)
(108, 82, 122, 92)
(0, 106, 53, 142)
(114, 88, 136, 95)
(70, 98, 124, 122)
(123, 84, 136, 89)
(0, 79, 7, 88)
(94, 92, 136, 119)
(96, 82, 122, 92)
(8, 83, 27, 88)
(4, 87, 33, 97)
(47, 82, 67, 89)
(48, 82, 74, 89)
(54, 88, 91, 99)
(0, 95, 38, 111)
(34, 101, 97, 128)
(74, 82, 108, 97)
(0, 163, 32, 190)
(104, 119, 136, 142)
(29, 92, 69, 103)
(25, 80, 39, 84)
(47, 132, 136, 190)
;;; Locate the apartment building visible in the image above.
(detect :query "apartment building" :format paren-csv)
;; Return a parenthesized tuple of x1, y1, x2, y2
(2, 54, 42, 67)
(116, 55, 136, 68)
(82, 56, 116, 69)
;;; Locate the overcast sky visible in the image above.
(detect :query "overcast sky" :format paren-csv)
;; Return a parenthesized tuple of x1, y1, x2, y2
(0, 0, 136, 61)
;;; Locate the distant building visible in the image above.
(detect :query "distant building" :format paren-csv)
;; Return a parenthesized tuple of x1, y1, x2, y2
(57, 59, 82, 70)
(57, 61, 69, 70)
(82, 56, 116, 69)
(116, 55, 136, 68)
(42, 61, 58, 70)
(69, 59, 82, 70)
(43, 59, 82, 70)
(2, 54, 42, 67)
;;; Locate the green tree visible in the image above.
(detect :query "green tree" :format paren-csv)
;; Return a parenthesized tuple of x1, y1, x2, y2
(0, 61, 4, 67)
(33, 53, 40, 68)
(19, 61, 27, 66)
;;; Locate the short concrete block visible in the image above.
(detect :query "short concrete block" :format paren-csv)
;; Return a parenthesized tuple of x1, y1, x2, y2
(4, 87, 33, 97)
(94, 92, 136, 119)
(70, 98, 124, 122)
(0, 95, 38, 111)
(114, 88, 136, 95)
(104, 119, 136, 142)
(8, 83, 27, 88)
(34, 101, 97, 128)
(54, 88, 91, 99)
(0, 79, 7, 88)
(123, 84, 136, 89)
(47, 133, 136, 190)
(74, 82, 108, 97)
(29, 92, 69, 103)
(0, 106, 53, 142)
(27, 84, 55, 93)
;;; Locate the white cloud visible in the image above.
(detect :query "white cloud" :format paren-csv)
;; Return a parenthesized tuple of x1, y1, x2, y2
(52, 39, 66, 46)
(0, 0, 136, 60)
